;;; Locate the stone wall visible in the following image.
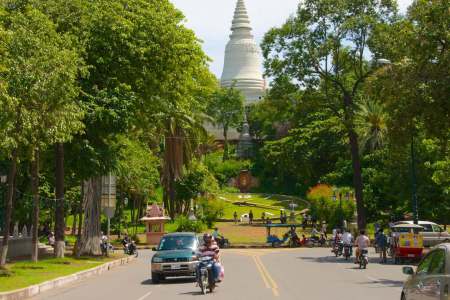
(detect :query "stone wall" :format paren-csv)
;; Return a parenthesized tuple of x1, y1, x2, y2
(0, 237, 32, 259)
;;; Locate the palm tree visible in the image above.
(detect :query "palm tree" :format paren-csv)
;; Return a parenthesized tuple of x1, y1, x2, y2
(161, 112, 207, 219)
(356, 100, 388, 153)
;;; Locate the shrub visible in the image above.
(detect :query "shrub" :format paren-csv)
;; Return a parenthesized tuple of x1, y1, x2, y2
(198, 196, 225, 228)
(307, 184, 333, 201)
(308, 195, 356, 230)
(205, 151, 252, 187)
(174, 216, 206, 233)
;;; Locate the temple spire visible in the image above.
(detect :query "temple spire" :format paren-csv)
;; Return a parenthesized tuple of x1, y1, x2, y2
(231, 0, 252, 31)
(221, 0, 264, 106)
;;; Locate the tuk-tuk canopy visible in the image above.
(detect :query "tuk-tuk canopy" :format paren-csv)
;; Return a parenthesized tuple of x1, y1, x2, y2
(390, 223, 424, 233)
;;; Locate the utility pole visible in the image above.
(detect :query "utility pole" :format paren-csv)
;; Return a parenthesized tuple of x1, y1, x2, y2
(411, 135, 419, 225)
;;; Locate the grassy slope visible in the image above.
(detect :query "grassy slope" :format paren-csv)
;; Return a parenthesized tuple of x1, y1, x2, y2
(0, 255, 121, 292)
(218, 193, 306, 219)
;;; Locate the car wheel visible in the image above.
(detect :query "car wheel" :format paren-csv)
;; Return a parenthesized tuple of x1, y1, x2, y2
(152, 272, 161, 284)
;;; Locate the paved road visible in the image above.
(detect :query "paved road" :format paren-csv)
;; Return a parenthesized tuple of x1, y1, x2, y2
(31, 248, 407, 300)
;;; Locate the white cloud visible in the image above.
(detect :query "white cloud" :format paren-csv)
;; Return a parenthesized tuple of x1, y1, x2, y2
(171, 0, 413, 78)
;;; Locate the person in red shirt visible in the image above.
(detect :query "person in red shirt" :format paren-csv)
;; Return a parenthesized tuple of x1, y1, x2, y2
(198, 234, 221, 282)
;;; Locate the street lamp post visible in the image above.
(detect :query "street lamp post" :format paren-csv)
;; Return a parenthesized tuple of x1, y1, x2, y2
(332, 192, 344, 230)
(377, 58, 420, 224)
(101, 174, 117, 257)
(411, 135, 419, 224)
(339, 193, 343, 229)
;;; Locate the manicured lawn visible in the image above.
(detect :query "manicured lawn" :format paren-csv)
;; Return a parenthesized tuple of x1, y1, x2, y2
(0, 255, 122, 292)
(218, 193, 308, 220)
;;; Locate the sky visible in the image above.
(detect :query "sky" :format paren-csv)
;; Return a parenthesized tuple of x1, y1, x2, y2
(170, 0, 413, 79)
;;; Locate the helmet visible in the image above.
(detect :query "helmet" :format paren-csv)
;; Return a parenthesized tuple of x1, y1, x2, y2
(203, 233, 213, 243)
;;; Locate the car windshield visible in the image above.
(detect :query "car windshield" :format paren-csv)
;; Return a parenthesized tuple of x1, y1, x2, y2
(158, 236, 197, 251)
(421, 224, 433, 232)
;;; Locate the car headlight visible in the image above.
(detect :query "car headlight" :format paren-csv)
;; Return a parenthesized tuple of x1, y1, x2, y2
(152, 257, 163, 263)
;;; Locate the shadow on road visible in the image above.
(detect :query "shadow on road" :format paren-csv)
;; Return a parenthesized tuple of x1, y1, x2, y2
(298, 255, 414, 266)
(141, 277, 196, 285)
(178, 291, 206, 296)
(359, 278, 404, 288)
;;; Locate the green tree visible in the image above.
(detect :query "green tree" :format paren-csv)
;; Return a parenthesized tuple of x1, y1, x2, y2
(0, 7, 83, 263)
(355, 100, 388, 153)
(207, 86, 244, 161)
(261, 0, 397, 229)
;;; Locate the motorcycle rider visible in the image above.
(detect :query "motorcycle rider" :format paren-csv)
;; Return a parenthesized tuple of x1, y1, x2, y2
(342, 229, 353, 256)
(354, 230, 370, 263)
(333, 229, 343, 253)
(212, 227, 227, 248)
(122, 234, 131, 253)
(198, 233, 222, 282)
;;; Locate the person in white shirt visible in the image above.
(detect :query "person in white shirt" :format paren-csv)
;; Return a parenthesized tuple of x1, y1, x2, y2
(354, 230, 370, 263)
(342, 230, 353, 245)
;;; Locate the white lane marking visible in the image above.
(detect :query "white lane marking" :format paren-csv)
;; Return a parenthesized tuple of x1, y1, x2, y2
(137, 291, 153, 300)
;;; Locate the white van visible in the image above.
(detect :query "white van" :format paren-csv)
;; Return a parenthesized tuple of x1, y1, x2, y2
(395, 221, 450, 247)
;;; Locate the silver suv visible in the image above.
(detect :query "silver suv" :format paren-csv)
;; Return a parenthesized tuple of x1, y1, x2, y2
(401, 243, 450, 300)
(395, 221, 450, 247)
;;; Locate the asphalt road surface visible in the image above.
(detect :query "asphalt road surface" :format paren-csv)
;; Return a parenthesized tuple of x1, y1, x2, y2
(31, 248, 408, 300)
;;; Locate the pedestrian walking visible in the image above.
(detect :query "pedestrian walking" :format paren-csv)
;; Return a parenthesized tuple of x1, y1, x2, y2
(321, 222, 328, 239)
(249, 210, 254, 225)
(233, 211, 238, 224)
(261, 212, 266, 223)
(376, 229, 388, 263)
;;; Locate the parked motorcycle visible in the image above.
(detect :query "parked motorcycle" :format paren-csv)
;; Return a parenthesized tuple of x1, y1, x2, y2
(359, 249, 369, 269)
(197, 255, 216, 295)
(216, 236, 230, 249)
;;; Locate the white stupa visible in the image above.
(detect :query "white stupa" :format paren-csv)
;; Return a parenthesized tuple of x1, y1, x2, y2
(221, 0, 265, 106)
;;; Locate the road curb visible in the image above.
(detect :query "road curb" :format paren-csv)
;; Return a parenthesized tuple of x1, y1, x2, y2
(0, 256, 136, 300)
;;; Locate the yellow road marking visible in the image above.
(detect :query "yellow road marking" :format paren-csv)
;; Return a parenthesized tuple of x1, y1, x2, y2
(224, 248, 299, 297)
(254, 255, 279, 297)
(253, 255, 280, 297)
(252, 255, 271, 289)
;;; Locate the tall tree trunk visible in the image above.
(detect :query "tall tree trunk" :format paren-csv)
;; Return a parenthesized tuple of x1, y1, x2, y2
(71, 213, 77, 236)
(31, 149, 40, 263)
(0, 149, 18, 267)
(73, 184, 84, 256)
(78, 178, 102, 257)
(349, 129, 366, 229)
(223, 126, 229, 161)
(54, 143, 65, 258)
(344, 93, 366, 230)
(130, 195, 135, 236)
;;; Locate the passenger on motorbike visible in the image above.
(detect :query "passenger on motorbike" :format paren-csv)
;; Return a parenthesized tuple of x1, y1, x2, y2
(354, 230, 370, 263)
(342, 229, 353, 256)
(198, 234, 222, 282)
(122, 234, 130, 248)
(342, 230, 353, 246)
(333, 229, 342, 247)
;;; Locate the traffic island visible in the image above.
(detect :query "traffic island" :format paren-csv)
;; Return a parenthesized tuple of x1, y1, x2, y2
(0, 255, 136, 300)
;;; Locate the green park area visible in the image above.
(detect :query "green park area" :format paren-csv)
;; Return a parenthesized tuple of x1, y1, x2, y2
(0, 255, 121, 292)
(0, 0, 448, 295)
